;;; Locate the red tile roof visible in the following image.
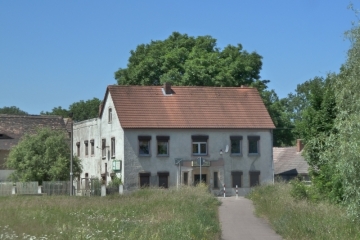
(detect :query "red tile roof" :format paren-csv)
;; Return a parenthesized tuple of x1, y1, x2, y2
(105, 85, 275, 129)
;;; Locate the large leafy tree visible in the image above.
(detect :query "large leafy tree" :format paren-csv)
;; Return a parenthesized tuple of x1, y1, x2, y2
(41, 98, 101, 122)
(319, 21, 360, 218)
(115, 32, 262, 87)
(115, 32, 294, 146)
(0, 106, 28, 115)
(6, 127, 82, 183)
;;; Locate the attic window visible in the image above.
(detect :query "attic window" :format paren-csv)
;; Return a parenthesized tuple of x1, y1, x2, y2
(108, 108, 112, 123)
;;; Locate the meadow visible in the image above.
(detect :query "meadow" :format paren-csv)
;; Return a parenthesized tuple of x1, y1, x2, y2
(248, 182, 360, 240)
(0, 185, 220, 240)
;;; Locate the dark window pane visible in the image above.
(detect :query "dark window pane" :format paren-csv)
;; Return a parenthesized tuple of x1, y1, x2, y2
(192, 143, 199, 154)
(200, 143, 207, 154)
(231, 139, 241, 154)
(158, 142, 168, 155)
(139, 141, 150, 155)
(249, 139, 258, 154)
(214, 172, 218, 188)
(183, 172, 188, 185)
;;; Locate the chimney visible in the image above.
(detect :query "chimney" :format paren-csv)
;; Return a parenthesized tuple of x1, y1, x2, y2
(296, 139, 304, 152)
(164, 82, 172, 94)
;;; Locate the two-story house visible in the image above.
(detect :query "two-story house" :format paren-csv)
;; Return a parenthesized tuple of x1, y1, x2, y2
(73, 83, 275, 196)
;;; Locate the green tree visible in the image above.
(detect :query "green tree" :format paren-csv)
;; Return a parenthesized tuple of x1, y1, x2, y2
(69, 98, 101, 122)
(0, 106, 28, 115)
(115, 32, 263, 87)
(41, 98, 101, 122)
(40, 106, 69, 118)
(115, 32, 294, 146)
(6, 127, 82, 183)
(320, 21, 360, 218)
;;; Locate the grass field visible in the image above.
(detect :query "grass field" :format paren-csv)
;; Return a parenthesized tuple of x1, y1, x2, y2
(0, 185, 220, 240)
(248, 182, 360, 240)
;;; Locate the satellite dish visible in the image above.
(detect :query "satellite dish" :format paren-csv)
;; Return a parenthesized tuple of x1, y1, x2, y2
(225, 145, 229, 153)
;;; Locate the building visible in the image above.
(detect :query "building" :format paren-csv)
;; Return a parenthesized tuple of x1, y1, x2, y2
(73, 83, 275, 196)
(273, 139, 309, 181)
(0, 114, 67, 181)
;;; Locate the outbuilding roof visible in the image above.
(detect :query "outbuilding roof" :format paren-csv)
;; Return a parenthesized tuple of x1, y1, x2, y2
(104, 84, 275, 129)
(0, 115, 66, 150)
(273, 147, 309, 175)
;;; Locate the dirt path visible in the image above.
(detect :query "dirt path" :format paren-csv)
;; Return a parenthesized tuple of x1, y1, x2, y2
(218, 196, 282, 240)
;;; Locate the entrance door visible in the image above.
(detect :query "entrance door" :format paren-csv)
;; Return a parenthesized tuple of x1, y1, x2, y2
(194, 174, 207, 185)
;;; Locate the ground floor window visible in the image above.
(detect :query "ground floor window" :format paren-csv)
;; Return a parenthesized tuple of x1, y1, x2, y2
(139, 172, 150, 187)
(213, 172, 219, 189)
(183, 172, 188, 185)
(231, 171, 243, 188)
(158, 172, 169, 188)
(249, 171, 260, 187)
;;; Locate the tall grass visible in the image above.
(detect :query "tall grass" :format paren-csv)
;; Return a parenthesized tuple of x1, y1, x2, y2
(0, 185, 220, 240)
(248, 182, 360, 240)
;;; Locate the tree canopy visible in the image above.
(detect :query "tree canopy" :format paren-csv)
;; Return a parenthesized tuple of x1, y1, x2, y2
(115, 32, 295, 146)
(6, 127, 82, 183)
(115, 32, 263, 87)
(0, 106, 28, 115)
(41, 98, 101, 122)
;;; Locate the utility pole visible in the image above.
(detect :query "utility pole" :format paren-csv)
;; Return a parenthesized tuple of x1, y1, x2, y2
(69, 113, 73, 196)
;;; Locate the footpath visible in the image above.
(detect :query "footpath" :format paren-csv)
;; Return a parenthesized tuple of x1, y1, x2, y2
(218, 196, 282, 240)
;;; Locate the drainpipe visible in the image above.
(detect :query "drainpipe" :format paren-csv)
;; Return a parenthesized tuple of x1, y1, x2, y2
(271, 129, 274, 184)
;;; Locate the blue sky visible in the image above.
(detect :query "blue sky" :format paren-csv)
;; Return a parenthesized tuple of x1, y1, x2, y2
(0, 1, 355, 114)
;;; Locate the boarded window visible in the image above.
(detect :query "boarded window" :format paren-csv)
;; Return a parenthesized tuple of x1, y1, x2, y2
(158, 172, 169, 188)
(250, 171, 260, 187)
(84, 140, 89, 156)
(139, 173, 150, 187)
(102, 139, 106, 158)
(232, 171, 243, 188)
(111, 138, 115, 157)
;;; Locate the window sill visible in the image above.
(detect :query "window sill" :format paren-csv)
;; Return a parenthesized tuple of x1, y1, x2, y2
(248, 153, 260, 156)
(157, 155, 169, 157)
(102, 156, 106, 160)
(230, 153, 243, 157)
(139, 154, 151, 157)
(192, 154, 208, 156)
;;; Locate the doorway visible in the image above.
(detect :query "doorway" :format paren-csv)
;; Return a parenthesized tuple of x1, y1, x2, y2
(194, 174, 207, 185)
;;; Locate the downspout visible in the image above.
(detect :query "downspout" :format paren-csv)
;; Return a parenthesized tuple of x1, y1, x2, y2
(271, 129, 274, 184)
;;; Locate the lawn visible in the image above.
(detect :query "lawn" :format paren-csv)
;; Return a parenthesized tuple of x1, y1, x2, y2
(0, 185, 220, 240)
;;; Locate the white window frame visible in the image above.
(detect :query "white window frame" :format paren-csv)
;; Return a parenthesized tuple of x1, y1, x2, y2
(192, 142, 207, 155)
(108, 108, 112, 123)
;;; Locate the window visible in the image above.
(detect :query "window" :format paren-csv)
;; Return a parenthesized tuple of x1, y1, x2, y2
(248, 136, 260, 154)
(84, 140, 89, 156)
(111, 137, 115, 157)
(157, 136, 169, 156)
(192, 135, 208, 155)
(230, 136, 242, 155)
(158, 172, 169, 188)
(76, 142, 80, 157)
(250, 171, 260, 187)
(139, 172, 150, 187)
(213, 172, 219, 189)
(108, 108, 112, 123)
(102, 139, 106, 158)
(183, 172, 188, 185)
(232, 171, 243, 188)
(90, 139, 94, 155)
(138, 136, 151, 156)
